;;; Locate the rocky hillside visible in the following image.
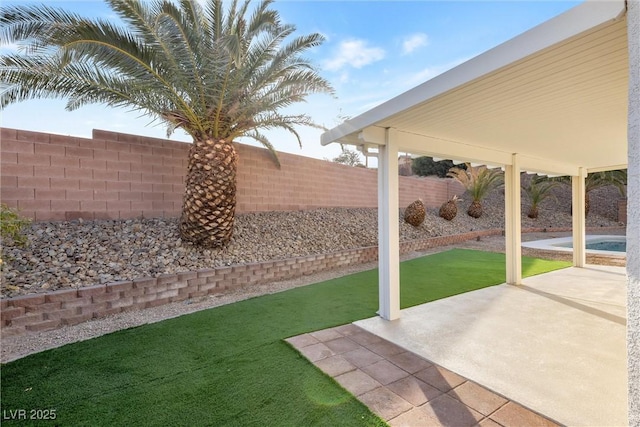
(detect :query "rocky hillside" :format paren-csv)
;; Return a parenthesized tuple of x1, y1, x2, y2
(1, 182, 625, 298)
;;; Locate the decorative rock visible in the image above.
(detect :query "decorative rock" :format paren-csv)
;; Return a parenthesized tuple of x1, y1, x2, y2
(0, 191, 622, 299)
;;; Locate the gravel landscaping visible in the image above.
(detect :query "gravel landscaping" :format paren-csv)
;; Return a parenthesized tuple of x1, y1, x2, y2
(0, 181, 626, 363)
(1, 186, 624, 299)
(1, 230, 625, 364)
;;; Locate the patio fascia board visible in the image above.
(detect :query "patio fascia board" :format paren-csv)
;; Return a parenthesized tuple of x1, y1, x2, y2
(517, 156, 581, 177)
(367, 127, 580, 176)
(320, 0, 626, 147)
(394, 129, 512, 166)
(587, 164, 629, 173)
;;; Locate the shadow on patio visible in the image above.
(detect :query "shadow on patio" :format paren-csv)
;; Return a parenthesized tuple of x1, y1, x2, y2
(290, 265, 627, 426)
(352, 265, 628, 426)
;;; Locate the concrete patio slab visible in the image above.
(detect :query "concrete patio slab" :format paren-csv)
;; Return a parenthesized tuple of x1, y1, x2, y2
(447, 381, 507, 416)
(418, 393, 484, 427)
(288, 324, 559, 426)
(358, 387, 414, 420)
(355, 265, 628, 426)
(386, 351, 433, 374)
(361, 359, 411, 385)
(386, 376, 441, 406)
(334, 369, 382, 396)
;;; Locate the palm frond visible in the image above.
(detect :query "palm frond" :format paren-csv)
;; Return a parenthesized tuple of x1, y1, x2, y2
(585, 170, 627, 195)
(523, 175, 558, 206)
(552, 169, 627, 196)
(1, 0, 333, 154)
(244, 129, 280, 167)
(447, 163, 503, 202)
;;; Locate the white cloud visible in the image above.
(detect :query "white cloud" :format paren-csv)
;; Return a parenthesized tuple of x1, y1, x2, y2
(337, 71, 350, 84)
(402, 33, 429, 55)
(324, 39, 385, 72)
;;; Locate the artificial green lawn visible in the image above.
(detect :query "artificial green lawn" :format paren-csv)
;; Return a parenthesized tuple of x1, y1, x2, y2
(1, 249, 569, 426)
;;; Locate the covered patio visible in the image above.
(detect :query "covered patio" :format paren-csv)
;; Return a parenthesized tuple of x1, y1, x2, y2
(321, 0, 638, 425)
(356, 264, 627, 425)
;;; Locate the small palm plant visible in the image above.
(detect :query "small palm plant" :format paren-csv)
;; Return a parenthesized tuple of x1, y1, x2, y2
(554, 170, 627, 216)
(0, 0, 334, 248)
(522, 175, 558, 219)
(447, 164, 503, 218)
(583, 170, 627, 216)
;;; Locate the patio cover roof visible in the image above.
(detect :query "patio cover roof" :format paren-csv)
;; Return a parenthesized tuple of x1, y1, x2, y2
(321, 0, 628, 176)
(320, 2, 638, 422)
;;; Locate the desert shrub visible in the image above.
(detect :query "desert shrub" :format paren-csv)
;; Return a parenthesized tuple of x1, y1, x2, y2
(332, 148, 365, 167)
(412, 157, 465, 178)
(0, 204, 30, 247)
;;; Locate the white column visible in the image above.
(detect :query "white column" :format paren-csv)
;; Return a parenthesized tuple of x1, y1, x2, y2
(504, 154, 522, 285)
(377, 129, 400, 321)
(571, 168, 587, 268)
(627, 0, 640, 424)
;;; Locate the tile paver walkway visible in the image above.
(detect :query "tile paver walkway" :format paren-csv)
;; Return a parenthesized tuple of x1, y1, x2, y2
(286, 324, 560, 427)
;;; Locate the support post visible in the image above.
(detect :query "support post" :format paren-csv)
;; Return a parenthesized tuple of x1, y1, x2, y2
(571, 168, 587, 268)
(377, 129, 400, 321)
(504, 154, 522, 285)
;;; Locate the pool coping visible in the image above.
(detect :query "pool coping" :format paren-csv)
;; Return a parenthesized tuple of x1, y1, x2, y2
(521, 235, 627, 257)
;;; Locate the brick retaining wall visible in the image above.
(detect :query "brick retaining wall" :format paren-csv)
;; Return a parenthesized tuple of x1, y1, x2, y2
(0, 127, 463, 221)
(3, 226, 625, 336)
(1, 247, 381, 336)
(1, 229, 503, 336)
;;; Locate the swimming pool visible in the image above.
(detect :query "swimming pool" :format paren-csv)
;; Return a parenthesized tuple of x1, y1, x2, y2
(521, 235, 626, 256)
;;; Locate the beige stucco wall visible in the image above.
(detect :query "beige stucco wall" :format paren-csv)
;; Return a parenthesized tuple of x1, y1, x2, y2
(628, 1, 639, 425)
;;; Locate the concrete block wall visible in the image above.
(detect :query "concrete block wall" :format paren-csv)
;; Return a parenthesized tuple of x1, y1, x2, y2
(234, 142, 462, 212)
(1, 127, 462, 221)
(0, 128, 187, 221)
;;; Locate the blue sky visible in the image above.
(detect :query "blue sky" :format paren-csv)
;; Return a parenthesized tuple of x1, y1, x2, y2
(1, 0, 581, 162)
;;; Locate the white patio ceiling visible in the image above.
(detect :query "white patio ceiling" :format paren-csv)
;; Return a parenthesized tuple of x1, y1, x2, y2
(320, 1, 638, 423)
(321, 0, 629, 176)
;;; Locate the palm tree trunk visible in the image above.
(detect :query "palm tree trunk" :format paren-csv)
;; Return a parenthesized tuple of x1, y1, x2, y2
(467, 200, 483, 218)
(585, 192, 590, 217)
(179, 138, 238, 247)
(570, 192, 591, 217)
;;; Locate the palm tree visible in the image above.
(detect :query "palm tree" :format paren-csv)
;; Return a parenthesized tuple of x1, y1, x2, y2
(522, 175, 558, 219)
(554, 170, 627, 216)
(0, 0, 333, 248)
(447, 163, 503, 218)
